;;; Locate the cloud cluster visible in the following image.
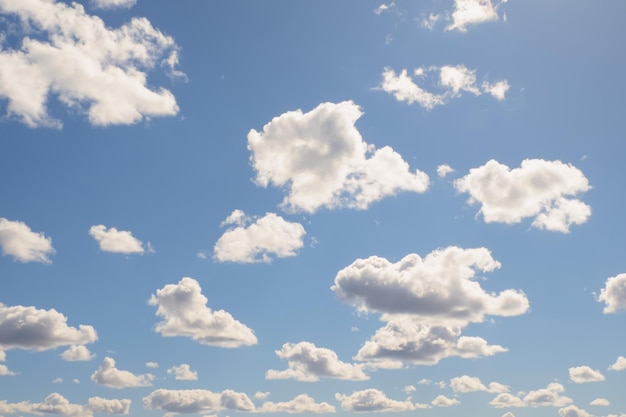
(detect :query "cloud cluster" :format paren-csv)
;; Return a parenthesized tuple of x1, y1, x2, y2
(0, 393, 130, 417)
(0, 0, 181, 127)
(598, 273, 626, 314)
(0, 304, 97, 351)
(265, 341, 368, 381)
(89, 225, 147, 254)
(454, 159, 591, 232)
(0, 218, 54, 263)
(258, 394, 336, 414)
(91, 357, 154, 389)
(90, 0, 136, 9)
(379, 65, 509, 110)
(149, 277, 257, 348)
(450, 375, 509, 393)
(143, 389, 255, 414)
(213, 210, 306, 263)
(248, 101, 429, 213)
(335, 389, 426, 412)
(490, 382, 572, 408)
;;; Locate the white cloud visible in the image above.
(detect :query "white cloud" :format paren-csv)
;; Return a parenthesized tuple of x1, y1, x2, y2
(489, 393, 526, 408)
(558, 405, 593, 417)
(213, 210, 306, 263)
(0, 218, 54, 263)
(454, 159, 591, 232)
(590, 398, 610, 406)
(86, 397, 131, 414)
(501, 413, 516, 417)
(91, 357, 153, 389)
(254, 392, 270, 400)
(335, 389, 424, 412)
(437, 164, 455, 178)
(61, 345, 95, 362)
(149, 277, 257, 348)
(259, 394, 336, 414)
(168, 364, 198, 381)
(0, 349, 5, 361)
(0, 364, 16, 375)
(431, 395, 459, 407)
(1, 394, 132, 417)
(379, 66, 510, 109)
(373, 2, 395, 15)
(446, 0, 502, 33)
(145, 362, 159, 369)
(265, 341, 368, 382)
(88, 225, 146, 254)
(569, 366, 605, 383)
(523, 383, 572, 407)
(90, 0, 136, 9)
(53, 377, 63, 383)
(143, 389, 255, 414)
(248, 101, 429, 213)
(609, 356, 626, 371)
(0, 0, 181, 127)
(402, 385, 416, 393)
(34, 393, 90, 417)
(420, 13, 440, 30)
(450, 375, 508, 393)
(598, 274, 626, 314)
(0, 304, 97, 351)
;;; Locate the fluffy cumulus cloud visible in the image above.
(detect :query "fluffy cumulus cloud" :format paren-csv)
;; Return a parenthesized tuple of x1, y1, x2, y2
(90, 0, 136, 9)
(85, 397, 131, 415)
(437, 164, 454, 178)
(143, 389, 255, 414)
(149, 277, 257, 348)
(569, 366, 605, 383)
(558, 405, 593, 417)
(379, 66, 509, 110)
(450, 375, 509, 393)
(265, 341, 368, 382)
(335, 389, 425, 412)
(454, 159, 591, 232)
(431, 395, 459, 407)
(490, 383, 572, 408)
(91, 357, 154, 389)
(590, 398, 610, 406)
(0, 393, 131, 417)
(0, 304, 97, 351)
(0, 0, 181, 127)
(609, 356, 626, 371)
(446, 0, 505, 33)
(598, 274, 626, 314)
(167, 364, 198, 381)
(248, 101, 429, 213)
(259, 394, 336, 414)
(213, 210, 306, 263)
(0, 363, 16, 375)
(88, 225, 146, 254)
(0, 218, 54, 263)
(61, 345, 95, 362)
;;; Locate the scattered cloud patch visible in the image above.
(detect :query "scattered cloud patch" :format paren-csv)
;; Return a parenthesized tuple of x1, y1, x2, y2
(89, 225, 146, 254)
(213, 210, 306, 263)
(437, 164, 454, 178)
(489, 383, 573, 408)
(265, 341, 368, 382)
(335, 389, 426, 412)
(248, 101, 429, 213)
(0, 0, 181, 127)
(379, 66, 509, 109)
(431, 395, 459, 407)
(446, 0, 504, 33)
(168, 364, 198, 381)
(61, 345, 95, 362)
(569, 366, 605, 383)
(373, 2, 395, 15)
(598, 274, 626, 314)
(2, 393, 132, 417)
(0, 304, 97, 351)
(254, 392, 270, 400)
(86, 397, 131, 415)
(454, 159, 591, 232)
(91, 357, 153, 389)
(143, 389, 255, 414)
(450, 375, 508, 393)
(90, 0, 136, 9)
(0, 364, 16, 375)
(149, 277, 257, 348)
(145, 362, 159, 369)
(590, 398, 610, 406)
(0, 218, 54, 263)
(558, 405, 592, 417)
(609, 356, 626, 371)
(259, 394, 336, 414)
(403, 385, 416, 393)
(420, 13, 441, 30)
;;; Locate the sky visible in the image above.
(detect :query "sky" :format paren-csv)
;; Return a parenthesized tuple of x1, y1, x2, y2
(1, 0, 625, 417)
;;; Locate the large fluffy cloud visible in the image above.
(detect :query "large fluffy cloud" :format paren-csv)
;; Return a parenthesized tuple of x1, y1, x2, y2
(91, 357, 153, 389)
(0, 304, 97, 351)
(446, 0, 504, 33)
(598, 274, 626, 314)
(88, 225, 146, 254)
(0, 0, 181, 127)
(490, 383, 572, 408)
(259, 394, 336, 414)
(379, 66, 509, 110)
(0, 218, 54, 263)
(213, 210, 306, 263)
(149, 277, 257, 348)
(454, 159, 591, 232)
(569, 366, 605, 383)
(335, 389, 425, 412)
(143, 389, 255, 414)
(248, 101, 429, 213)
(265, 341, 368, 382)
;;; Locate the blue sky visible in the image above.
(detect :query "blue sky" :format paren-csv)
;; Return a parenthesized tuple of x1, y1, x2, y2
(1, 1, 626, 417)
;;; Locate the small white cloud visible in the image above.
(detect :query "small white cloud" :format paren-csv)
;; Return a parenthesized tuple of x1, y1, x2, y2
(373, 2, 395, 15)
(437, 164, 455, 178)
(403, 385, 416, 393)
(523, 383, 572, 407)
(558, 405, 593, 417)
(0, 364, 16, 376)
(254, 392, 270, 400)
(455, 159, 591, 232)
(89, 225, 146, 254)
(73, 379, 80, 384)
(0, 218, 55, 263)
(90, 0, 136, 9)
(421, 13, 440, 30)
(569, 366, 605, 383)
(61, 345, 95, 362)
(336, 389, 426, 412)
(446, 0, 502, 33)
(248, 101, 429, 213)
(53, 377, 63, 383)
(91, 357, 154, 389)
(149, 277, 257, 348)
(501, 412, 516, 417)
(482, 80, 510, 101)
(259, 394, 336, 414)
(431, 395, 459, 407)
(214, 211, 306, 263)
(609, 356, 626, 371)
(146, 362, 159, 369)
(450, 375, 508, 393)
(590, 398, 610, 406)
(265, 341, 368, 382)
(167, 364, 198, 381)
(86, 397, 131, 414)
(598, 274, 626, 314)
(143, 389, 255, 414)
